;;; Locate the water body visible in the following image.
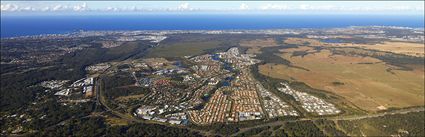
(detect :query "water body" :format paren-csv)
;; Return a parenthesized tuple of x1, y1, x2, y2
(1, 14, 424, 37)
(211, 53, 234, 87)
(211, 54, 220, 61)
(320, 39, 346, 43)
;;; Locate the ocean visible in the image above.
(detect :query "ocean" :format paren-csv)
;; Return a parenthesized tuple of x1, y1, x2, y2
(1, 14, 424, 38)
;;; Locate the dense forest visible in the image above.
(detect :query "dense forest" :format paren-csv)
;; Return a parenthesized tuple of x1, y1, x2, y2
(1, 40, 151, 111)
(283, 121, 326, 137)
(337, 111, 424, 136)
(33, 116, 203, 137)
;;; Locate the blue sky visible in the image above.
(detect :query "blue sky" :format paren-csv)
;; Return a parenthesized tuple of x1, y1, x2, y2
(1, 1, 424, 15)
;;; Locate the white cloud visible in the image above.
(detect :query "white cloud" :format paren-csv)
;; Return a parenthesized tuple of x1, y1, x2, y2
(259, 4, 289, 10)
(41, 7, 50, 12)
(1, 2, 423, 13)
(52, 5, 67, 11)
(1, 4, 19, 12)
(299, 4, 310, 10)
(21, 6, 35, 11)
(239, 3, 249, 10)
(106, 7, 116, 11)
(128, 6, 137, 11)
(1, 2, 90, 12)
(177, 3, 190, 11)
(73, 2, 87, 11)
(255, 3, 424, 12)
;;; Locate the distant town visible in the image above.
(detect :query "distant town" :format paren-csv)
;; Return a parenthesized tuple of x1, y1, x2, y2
(4, 26, 424, 42)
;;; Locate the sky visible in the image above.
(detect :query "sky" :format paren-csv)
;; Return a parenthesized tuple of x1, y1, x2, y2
(1, 1, 424, 15)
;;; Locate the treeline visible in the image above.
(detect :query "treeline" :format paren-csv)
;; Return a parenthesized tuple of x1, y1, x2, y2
(337, 111, 425, 136)
(1, 40, 151, 111)
(272, 125, 289, 137)
(188, 119, 267, 136)
(330, 47, 424, 71)
(28, 99, 94, 130)
(59, 41, 151, 70)
(0, 65, 84, 111)
(0, 98, 94, 134)
(235, 126, 271, 137)
(234, 120, 335, 137)
(1, 36, 100, 62)
(210, 124, 240, 136)
(33, 117, 204, 137)
(188, 123, 240, 136)
(255, 46, 293, 65)
(314, 119, 347, 136)
(283, 121, 326, 137)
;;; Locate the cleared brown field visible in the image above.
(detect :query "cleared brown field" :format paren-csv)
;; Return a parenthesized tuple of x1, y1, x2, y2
(142, 58, 171, 67)
(106, 117, 129, 126)
(258, 47, 424, 112)
(240, 38, 278, 54)
(338, 42, 425, 57)
(284, 37, 425, 57)
(279, 46, 315, 53)
(284, 37, 324, 46)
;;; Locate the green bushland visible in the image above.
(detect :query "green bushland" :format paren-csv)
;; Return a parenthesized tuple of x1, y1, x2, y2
(33, 116, 204, 137)
(1, 40, 151, 111)
(283, 121, 326, 137)
(314, 119, 347, 136)
(235, 126, 271, 137)
(337, 111, 425, 137)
